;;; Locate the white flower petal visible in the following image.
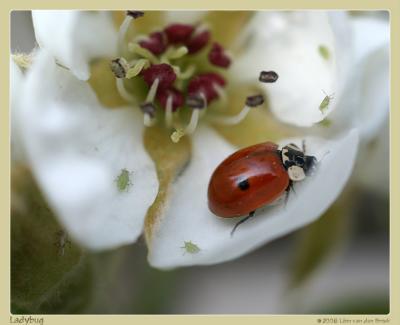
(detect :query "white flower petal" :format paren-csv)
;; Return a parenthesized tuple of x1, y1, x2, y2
(148, 126, 359, 269)
(32, 10, 117, 81)
(232, 11, 352, 127)
(351, 17, 389, 141)
(10, 58, 26, 162)
(20, 50, 158, 250)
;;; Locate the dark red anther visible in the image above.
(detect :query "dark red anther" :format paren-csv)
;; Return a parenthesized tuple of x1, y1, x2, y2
(157, 88, 184, 112)
(142, 64, 177, 89)
(164, 24, 195, 44)
(187, 72, 226, 103)
(186, 30, 211, 54)
(208, 42, 231, 68)
(139, 32, 167, 55)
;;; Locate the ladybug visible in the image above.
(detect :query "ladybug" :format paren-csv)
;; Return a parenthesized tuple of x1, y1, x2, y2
(207, 141, 317, 235)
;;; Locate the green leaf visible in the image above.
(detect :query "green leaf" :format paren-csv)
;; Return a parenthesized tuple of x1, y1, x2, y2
(11, 165, 88, 312)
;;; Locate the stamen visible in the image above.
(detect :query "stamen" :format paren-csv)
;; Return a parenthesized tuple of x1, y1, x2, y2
(118, 11, 144, 52)
(164, 46, 189, 60)
(126, 11, 145, 19)
(213, 83, 227, 105)
(171, 128, 185, 143)
(170, 94, 206, 143)
(146, 78, 160, 102)
(187, 73, 226, 104)
(208, 43, 231, 68)
(175, 65, 196, 80)
(186, 94, 207, 109)
(110, 58, 130, 78)
(142, 64, 177, 90)
(126, 59, 149, 78)
(128, 43, 159, 64)
(187, 25, 210, 54)
(259, 71, 279, 83)
(208, 95, 264, 125)
(165, 95, 174, 128)
(140, 102, 156, 127)
(138, 31, 166, 55)
(164, 24, 195, 44)
(246, 94, 265, 107)
(116, 79, 136, 103)
(184, 108, 201, 134)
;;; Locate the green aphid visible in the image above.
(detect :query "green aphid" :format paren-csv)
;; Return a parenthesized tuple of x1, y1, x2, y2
(181, 241, 201, 254)
(318, 45, 330, 60)
(116, 168, 132, 192)
(319, 91, 334, 113)
(318, 119, 332, 127)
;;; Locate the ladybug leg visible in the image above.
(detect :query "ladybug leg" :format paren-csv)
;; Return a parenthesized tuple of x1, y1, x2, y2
(284, 181, 295, 206)
(302, 139, 306, 154)
(230, 210, 255, 237)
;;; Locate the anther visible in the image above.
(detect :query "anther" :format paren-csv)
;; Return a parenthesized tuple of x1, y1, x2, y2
(142, 64, 177, 90)
(164, 24, 195, 44)
(208, 94, 264, 125)
(246, 94, 264, 107)
(140, 102, 156, 127)
(125, 59, 150, 78)
(187, 73, 226, 104)
(126, 11, 145, 19)
(129, 43, 159, 64)
(187, 26, 210, 54)
(208, 42, 231, 68)
(186, 94, 206, 109)
(138, 31, 167, 55)
(110, 58, 130, 78)
(259, 71, 279, 83)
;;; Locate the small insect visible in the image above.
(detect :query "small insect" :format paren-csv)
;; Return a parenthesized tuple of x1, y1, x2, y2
(181, 241, 201, 254)
(54, 230, 71, 256)
(116, 168, 133, 192)
(318, 45, 330, 60)
(319, 91, 334, 113)
(208, 141, 318, 235)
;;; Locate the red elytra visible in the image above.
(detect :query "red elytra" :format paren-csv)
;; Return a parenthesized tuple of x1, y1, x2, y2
(208, 142, 289, 218)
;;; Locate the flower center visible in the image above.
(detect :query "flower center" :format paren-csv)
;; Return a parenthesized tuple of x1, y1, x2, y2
(112, 12, 277, 142)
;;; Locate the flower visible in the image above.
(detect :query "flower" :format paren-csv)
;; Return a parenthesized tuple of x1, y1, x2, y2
(12, 10, 389, 269)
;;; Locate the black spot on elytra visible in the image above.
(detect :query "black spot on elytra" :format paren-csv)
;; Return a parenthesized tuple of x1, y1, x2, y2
(238, 179, 250, 191)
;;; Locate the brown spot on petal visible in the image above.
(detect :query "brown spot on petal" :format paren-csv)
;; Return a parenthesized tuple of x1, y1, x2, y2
(143, 126, 191, 247)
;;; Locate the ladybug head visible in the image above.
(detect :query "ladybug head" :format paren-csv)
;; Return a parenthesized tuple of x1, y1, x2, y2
(281, 143, 317, 182)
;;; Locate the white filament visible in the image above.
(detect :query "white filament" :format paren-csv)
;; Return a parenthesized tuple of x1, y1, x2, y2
(116, 79, 136, 103)
(146, 78, 160, 103)
(165, 95, 174, 128)
(118, 16, 132, 52)
(209, 105, 251, 125)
